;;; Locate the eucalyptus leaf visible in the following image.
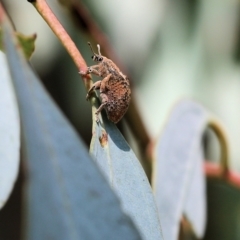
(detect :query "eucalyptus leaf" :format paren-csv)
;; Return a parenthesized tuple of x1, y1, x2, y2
(90, 112, 163, 240)
(2, 16, 141, 240)
(153, 100, 208, 240)
(0, 52, 20, 209)
(0, 28, 36, 59)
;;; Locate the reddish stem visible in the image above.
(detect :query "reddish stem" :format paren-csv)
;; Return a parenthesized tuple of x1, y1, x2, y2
(0, 3, 6, 23)
(30, 0, 91, 87)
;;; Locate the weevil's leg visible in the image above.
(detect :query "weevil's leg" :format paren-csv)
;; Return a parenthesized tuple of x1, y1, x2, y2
(88, 68, 101, 76)
(91, 74, 111, 122)
(95, 101, 107, 123)
(99, 74, 112, 92)
(88, 65, 101, 76)
(89, 65, 99, 69)
(86, 80, 101, 100)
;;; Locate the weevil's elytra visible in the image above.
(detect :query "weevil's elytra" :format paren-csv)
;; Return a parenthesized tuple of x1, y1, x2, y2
(86, 42, 131, 123)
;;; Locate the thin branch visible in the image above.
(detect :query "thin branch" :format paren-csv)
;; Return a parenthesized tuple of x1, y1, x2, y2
(0, 2, 6, 23)
(28, 0, 92, 89)
(208, 119, 229, 175)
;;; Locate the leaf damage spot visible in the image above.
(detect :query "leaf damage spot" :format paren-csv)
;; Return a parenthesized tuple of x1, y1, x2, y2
(99, 130, 108, 147)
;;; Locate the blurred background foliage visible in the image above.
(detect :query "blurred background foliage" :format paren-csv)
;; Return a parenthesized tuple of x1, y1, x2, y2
(4, 0, 240, 170)
(1, 0, 240, 239)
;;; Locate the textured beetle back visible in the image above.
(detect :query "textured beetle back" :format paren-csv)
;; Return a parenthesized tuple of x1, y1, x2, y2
(103, 76, 131, 123)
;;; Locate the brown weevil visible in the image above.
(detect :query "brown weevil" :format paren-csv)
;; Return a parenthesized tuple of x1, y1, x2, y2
(86, 42, 131, 124)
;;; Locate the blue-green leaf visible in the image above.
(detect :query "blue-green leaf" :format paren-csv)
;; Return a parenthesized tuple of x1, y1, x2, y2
(0, 52, 20, 209)
(2, 17, 142, 240)
(90, 111, 163, 240)
(153, 100, 209, 239)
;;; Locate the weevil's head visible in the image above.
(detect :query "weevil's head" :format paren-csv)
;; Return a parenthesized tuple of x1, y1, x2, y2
(88, 42, 103, 62)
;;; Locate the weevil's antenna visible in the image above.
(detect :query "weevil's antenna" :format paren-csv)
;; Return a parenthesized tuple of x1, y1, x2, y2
(88, 42, 96, 55)
(97, 44, 102, 56)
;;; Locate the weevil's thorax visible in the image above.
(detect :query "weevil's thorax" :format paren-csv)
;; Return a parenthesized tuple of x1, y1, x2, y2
(96, 56, 110, 77)
(100, 57, 123, 80)
(91, 55, 109, 77)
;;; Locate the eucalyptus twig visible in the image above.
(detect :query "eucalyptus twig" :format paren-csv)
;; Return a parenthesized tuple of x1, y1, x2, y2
(0, 3, 4, 23)
(27, 0, 92, 90)
(208, 119, 229, 175)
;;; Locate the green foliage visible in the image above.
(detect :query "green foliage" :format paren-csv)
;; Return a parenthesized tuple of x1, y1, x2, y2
(1, 1, 240, 240)
(2, 13, 143, 240)
(0, 4, 164, 240)
(205, 178, 240, 240)
(0, 28, 36, 59)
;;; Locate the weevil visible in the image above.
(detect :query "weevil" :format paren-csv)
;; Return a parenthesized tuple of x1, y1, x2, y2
(86, 42, 131, 123)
